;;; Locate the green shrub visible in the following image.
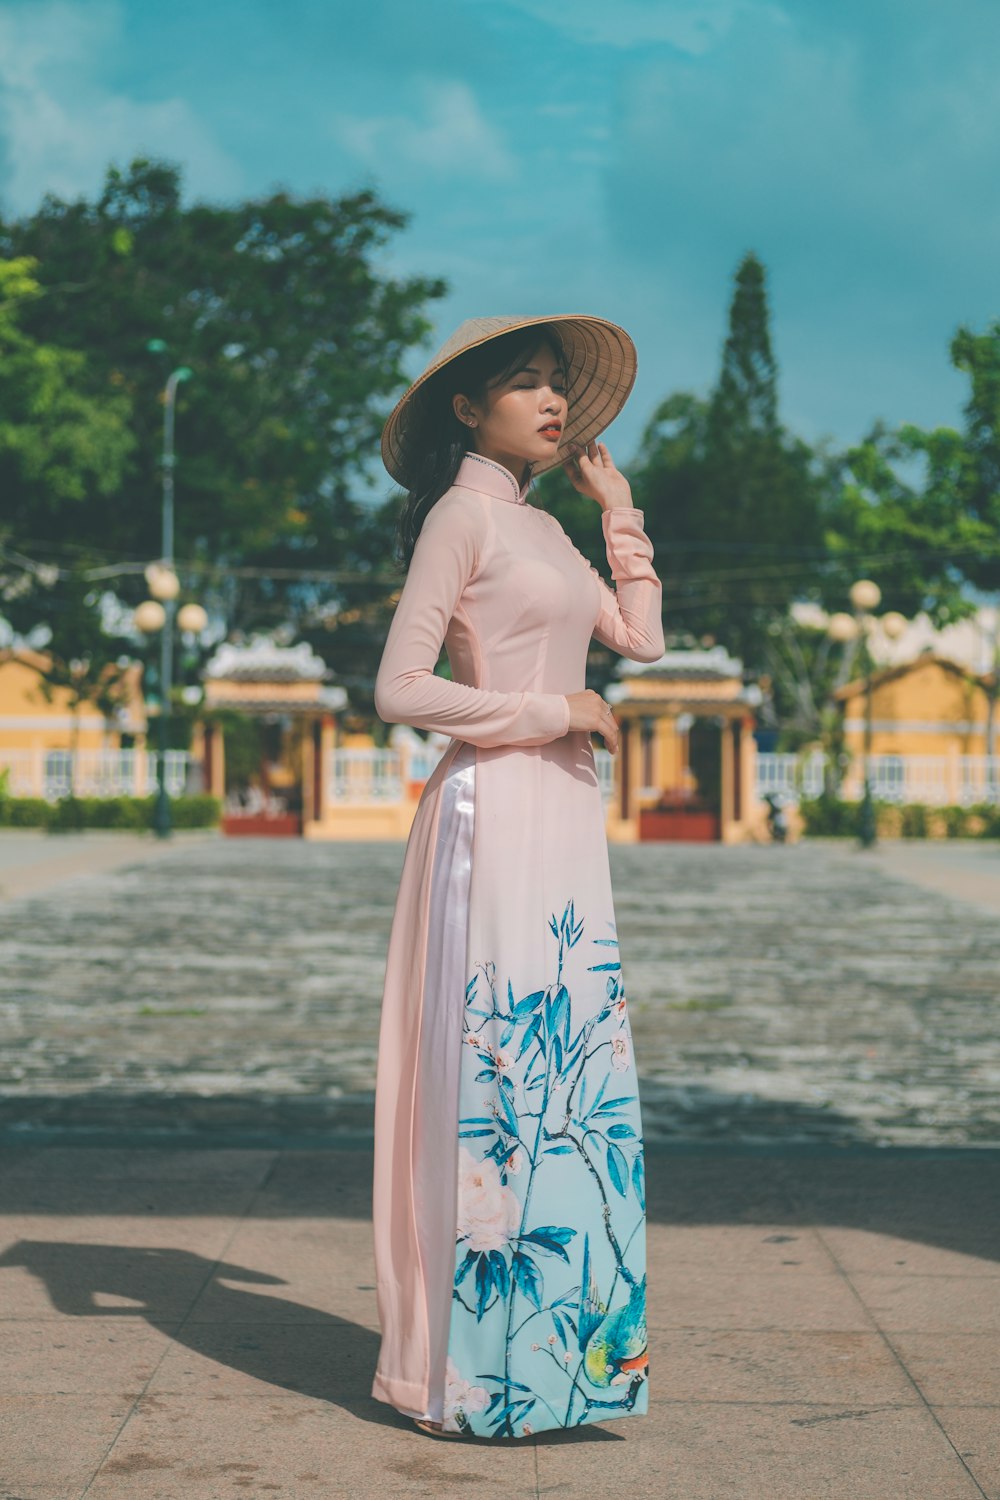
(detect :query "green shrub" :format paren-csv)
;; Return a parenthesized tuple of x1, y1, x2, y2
(940, 805, 968, 839)
(167, 794, 221, 828)
(0, 794, 221, 831)
(900, 803, 928, 838)
(799, 795, 1000, 838)
(966, 802, 1000, 838)
(877, 804, 904, 838)
(0, 796, 50, 827)
(47, 795, 87, 831)
(49, 796, 148, 831)
(799, 793, 860, 837)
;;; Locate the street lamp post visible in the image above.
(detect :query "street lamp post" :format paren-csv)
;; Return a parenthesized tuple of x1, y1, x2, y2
(827, 585, 908, 850)
(145, 347, 193, 839)
(849, 579, 882, 850)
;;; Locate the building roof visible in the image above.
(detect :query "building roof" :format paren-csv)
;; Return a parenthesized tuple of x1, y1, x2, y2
(204, 635, 332, 684)
(608, 644, 760, 714)
(201, 687, 348, 715)
(832, 652, 994, 701)
(839, 651, 995, 702)
(617, 645, 746, 682)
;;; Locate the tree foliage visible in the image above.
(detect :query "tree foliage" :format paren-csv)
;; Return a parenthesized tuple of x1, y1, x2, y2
(0, 157, 448, 712)
(627, 253, 838, 671)
(0, 255, 134, 525)
(0, 255, 136, 729)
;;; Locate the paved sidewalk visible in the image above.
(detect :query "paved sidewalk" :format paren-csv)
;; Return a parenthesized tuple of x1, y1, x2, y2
(0, 829, 218, 902)
(0, 1141, 997, 1499)
(838, 839, 1000, 918)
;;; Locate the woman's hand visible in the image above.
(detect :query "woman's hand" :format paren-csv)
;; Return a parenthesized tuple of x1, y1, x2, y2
(563, 690, 620, 754)
(561, 438, 633, 512)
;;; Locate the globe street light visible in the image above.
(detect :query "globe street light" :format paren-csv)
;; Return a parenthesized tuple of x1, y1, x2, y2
(177, 602, 208, 635)
(827, 612, 859, 645)
(849, 578, 882, 614)
(134, 593, 207, 828)
(134, 600, 166, 634)
(145, 561, 180, 601)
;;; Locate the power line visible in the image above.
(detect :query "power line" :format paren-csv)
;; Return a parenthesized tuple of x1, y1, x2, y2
(4, 536, 999, 599)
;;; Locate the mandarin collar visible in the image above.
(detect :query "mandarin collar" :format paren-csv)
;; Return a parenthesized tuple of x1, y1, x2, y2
(454, 450, 531, 504)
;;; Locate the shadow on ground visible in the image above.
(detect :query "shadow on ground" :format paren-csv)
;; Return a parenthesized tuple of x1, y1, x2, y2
(0, 1236, 409, 1430)
(2, 1067, 988, 1146)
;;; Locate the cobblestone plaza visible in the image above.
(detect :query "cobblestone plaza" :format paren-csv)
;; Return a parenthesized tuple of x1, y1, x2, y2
(0, 835, 997, 1149)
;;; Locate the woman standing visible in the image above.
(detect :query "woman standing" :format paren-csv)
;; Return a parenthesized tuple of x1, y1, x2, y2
(370, 315, 664, 1439)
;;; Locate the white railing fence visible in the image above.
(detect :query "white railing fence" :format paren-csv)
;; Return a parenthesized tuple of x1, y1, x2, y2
(756, 752, 1000, 807)
(328, 744, 617, 805)
(755, 750, 826, 801)
(0, 748, 191, 801)
(330, 748, 403, 804)
(9, 744, 995, 810)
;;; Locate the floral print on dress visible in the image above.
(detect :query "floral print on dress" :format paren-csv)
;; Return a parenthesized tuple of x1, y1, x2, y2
(440, 1356, 489, 1433)
(455, 1147, 520, 1253)
(446, 898, 648, 1437)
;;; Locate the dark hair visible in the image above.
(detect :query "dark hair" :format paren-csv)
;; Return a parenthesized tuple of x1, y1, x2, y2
(392, 323, 569, 568)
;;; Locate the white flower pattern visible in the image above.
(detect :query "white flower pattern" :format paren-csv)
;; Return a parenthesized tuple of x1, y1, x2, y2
(455, 1145, 521, 1253)
(441, 1356, 489, 1432)
(611, 1034, 630, 1072)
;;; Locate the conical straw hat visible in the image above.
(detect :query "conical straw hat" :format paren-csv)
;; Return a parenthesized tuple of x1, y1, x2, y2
(380, 313, 637, 489)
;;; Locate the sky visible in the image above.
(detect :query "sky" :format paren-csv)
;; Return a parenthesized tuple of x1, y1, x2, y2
(0, 0, 998, 481)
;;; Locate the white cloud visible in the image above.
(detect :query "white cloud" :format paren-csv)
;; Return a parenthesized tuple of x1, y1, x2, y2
(332, 77, 515, 182)
(0, 0, 242, 215)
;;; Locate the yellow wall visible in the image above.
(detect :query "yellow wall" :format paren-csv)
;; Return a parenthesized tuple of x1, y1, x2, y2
(0, 651, 145, 752)
(840, 658, 992, 758)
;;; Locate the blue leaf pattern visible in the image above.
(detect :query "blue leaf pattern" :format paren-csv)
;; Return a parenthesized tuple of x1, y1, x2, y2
(443, 900, 648, 1437)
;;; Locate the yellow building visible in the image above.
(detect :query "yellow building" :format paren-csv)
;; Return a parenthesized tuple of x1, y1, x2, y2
(0, 648, 147, 797)
(833, 652, 997, 803)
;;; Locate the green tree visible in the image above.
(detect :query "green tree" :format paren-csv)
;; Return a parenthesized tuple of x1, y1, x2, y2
(0, 255, 134, 531)
(706, 251, 778, 444)
(825, 321, 1000, 751)
(0, 255, 136, 741)
(951, 318, 1000, 586)
(629, 253, 837, 671)
(0, 157, 447, 708)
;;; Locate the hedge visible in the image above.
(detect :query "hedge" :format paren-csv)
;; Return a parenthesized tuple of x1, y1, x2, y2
(800, 794, 1000, 839)
(0, 794, 221, 831)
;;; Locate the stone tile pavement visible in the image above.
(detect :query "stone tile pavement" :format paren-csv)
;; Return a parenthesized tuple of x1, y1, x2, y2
(0, 1142, 997, 1498)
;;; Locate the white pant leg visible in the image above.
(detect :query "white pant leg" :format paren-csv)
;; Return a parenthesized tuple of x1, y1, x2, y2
(407, 740, 476, 1423)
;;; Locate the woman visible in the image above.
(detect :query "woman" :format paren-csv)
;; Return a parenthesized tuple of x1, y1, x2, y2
(370, 314, 664, 1440)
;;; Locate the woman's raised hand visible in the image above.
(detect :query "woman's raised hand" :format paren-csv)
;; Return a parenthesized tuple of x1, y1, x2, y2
(561, 438, 633, 512)
(563, 690, 620, 754)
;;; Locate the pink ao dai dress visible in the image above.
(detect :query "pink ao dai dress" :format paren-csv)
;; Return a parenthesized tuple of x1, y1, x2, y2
(370, 449, 664, 1438)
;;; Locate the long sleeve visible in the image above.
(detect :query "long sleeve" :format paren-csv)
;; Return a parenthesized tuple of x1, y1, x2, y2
(540, 506, 665, 663)
(374, 493, 572, 748)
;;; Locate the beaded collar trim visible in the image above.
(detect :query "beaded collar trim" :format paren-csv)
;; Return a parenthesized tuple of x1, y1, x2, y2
(456, 450, 530, 504)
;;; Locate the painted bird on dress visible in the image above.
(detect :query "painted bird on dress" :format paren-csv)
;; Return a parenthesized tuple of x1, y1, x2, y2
(577, 1233, 649, 1389)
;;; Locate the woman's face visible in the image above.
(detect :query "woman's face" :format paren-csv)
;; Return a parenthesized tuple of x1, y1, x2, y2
(453, 340, 570, 476)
